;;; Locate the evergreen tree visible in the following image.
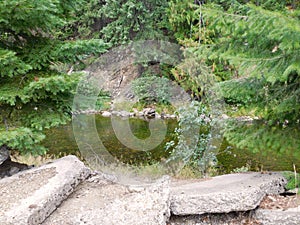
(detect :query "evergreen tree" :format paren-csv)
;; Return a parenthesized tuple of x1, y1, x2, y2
(167, 0, 300, 154)
(200, 1, 300, 123)
(99, 0, 169, 45)
(0, 0, 109, 155)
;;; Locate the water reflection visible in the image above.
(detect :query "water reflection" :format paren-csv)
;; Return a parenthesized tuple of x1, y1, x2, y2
(42, 115, 300, 173)
(43, 115, 177, 165)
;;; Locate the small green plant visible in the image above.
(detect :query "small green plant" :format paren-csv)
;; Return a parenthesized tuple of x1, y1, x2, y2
(165, 101, 215, 176)
(231, 165, 250, 173)
(282, 171, 300, 193)
(132, 76, 171, 104)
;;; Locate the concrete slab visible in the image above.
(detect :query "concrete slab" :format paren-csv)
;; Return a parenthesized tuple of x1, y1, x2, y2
(42, 174, 170, 225)
(0, 155, 91, 225)
(255, 208, 300, 225)
(170, 172, 286, 215)
(169, 211, 259, 225)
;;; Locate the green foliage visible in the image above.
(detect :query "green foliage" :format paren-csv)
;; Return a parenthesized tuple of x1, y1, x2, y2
(0, 128, 46, 155)
(231, 165, 250, 173)
(166, 101, 214, 174)
(167, 0, 299, 158)
(0, 0, 64, 34)
(171, 49, 215, 100)
(220, 75, 300, 123)
(282, 171, 300, 192)
(199, 3, 300, 83)
(223, 120, 300, 155)
(220, 77, 265, 106)
(20, 39, 109, 71)
(99, 0, 169, 45)
(167, 0, 234, 89)
(0, 0, 109, 155)
(168, 0, 300, 123)
(282, 171, 300, 191)
(132, 76, 171, 104)
(0, 49, 32, 77)
(57, 0, 105, 39)
(167, 0, 201, 41)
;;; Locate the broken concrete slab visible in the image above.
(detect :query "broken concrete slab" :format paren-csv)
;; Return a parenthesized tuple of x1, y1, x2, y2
(170, 172, 286, 215)
(0, 155, 90, 225)
(255, 208, 300, 225)
(43, 174, 170, 225)
(169, 211, 259, 225)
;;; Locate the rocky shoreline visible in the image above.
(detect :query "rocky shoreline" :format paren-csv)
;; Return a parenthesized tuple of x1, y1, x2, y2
(72, 107, 178, 120)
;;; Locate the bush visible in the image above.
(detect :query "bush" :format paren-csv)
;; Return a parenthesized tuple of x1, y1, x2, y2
(132, 76, 171, 104)
(165, 101, 215, 176)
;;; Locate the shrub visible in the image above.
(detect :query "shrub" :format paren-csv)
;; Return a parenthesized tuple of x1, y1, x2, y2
(132, 76, 171, 104)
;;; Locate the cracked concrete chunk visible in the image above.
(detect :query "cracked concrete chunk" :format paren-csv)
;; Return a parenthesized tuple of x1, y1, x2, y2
(0, 155, 91, 225)
(256, 208, 300, 225)
(43, 175, 170, 225)
(170, 172, 286, 215)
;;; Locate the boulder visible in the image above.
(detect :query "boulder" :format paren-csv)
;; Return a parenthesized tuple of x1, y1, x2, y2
(155, 113, 161, 119)
(111, 110, 120, 116)
(0, 155, 90, 225)
(170, 172, 286, 215)
(0, 158, 32, 178)
(142, 108, 156, 118)
(102, 111, 112, 117)
(85, 47, 140, 99)
(0, 145, 9, 165)
(119, 110, 130, 117)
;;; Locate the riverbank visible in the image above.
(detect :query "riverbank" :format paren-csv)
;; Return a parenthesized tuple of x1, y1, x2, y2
(72, 107, 178, 120)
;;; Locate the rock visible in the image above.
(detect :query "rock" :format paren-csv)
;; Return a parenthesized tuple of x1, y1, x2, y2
(170, 172, 286, 215)
(221, 114, 230, 119)
(0, 145, 9, 165)
(0, 155, 91, 225)
(85, 47, 140, 99)
(142, 108, 156, 118)
(236, 116, 254, 122)
(123, 89, 135, 100)
(87, 171, 118, 184)
(255, 208, 300, 225)
(132, 108, 139, 114)
(119, 110, 130, 117)
(102, 111, 112, 117)
(0, 158, 33, 178)
(111, 111, 120, 116)
(164, 114, 171, 118)
(138, 111, 144, 117)
(43, 175, 170, 225)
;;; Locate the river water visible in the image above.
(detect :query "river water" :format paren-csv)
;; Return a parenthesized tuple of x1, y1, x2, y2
(42, 115, 300, 173)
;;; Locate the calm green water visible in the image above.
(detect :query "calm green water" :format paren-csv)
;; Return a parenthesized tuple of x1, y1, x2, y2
(43, 116, 177, 164)
(42, 115, 300, 173)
